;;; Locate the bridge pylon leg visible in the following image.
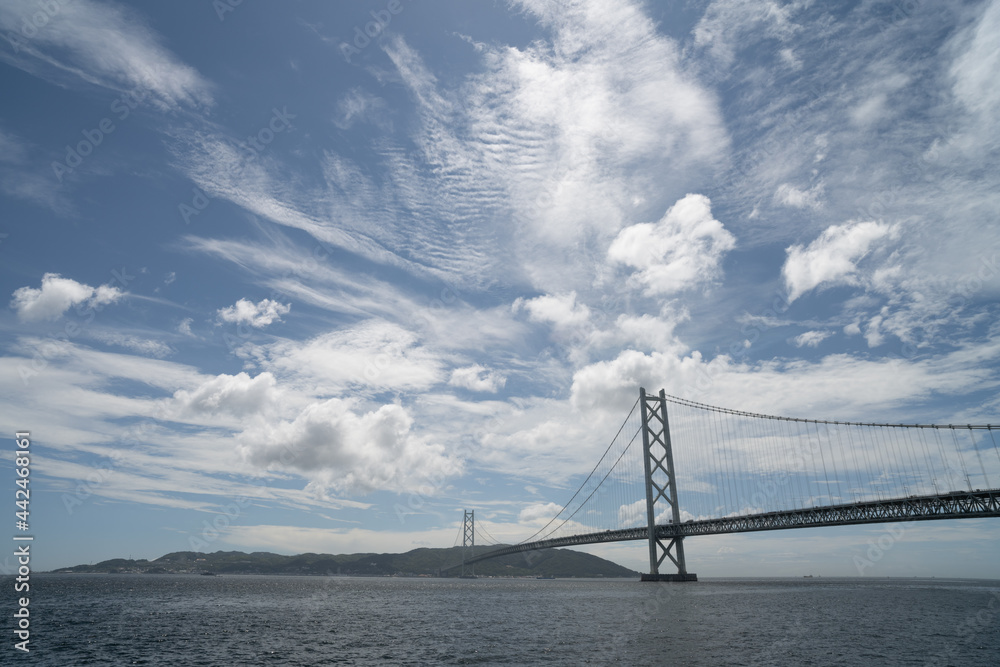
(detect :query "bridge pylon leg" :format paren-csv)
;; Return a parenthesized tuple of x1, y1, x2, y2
(640, 388, 697, 582)
(461, 509, 475, 578)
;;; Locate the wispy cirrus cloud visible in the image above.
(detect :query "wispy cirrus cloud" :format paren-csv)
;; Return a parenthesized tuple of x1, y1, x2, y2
(0, 0, 213, 110)
(702, 0, 1000, 347)
(91, 331, 172, 358)
(173, 0, 730, 298)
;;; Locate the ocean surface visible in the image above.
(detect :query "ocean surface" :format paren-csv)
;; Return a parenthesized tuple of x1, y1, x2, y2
(8, 574, 999, 665)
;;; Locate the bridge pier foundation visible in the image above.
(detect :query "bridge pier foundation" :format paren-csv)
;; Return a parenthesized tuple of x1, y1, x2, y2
(641, 573, 698, 582)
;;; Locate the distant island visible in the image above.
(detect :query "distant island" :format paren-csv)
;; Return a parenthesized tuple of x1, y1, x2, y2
(50, 546, 639, 578)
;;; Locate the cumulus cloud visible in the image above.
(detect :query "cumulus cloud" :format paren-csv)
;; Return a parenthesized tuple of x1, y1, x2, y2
(513, 292, 590, 329)
(238, 399, 460, 494)
(518, 502, 564, 525)
(608, 193, 735, 295)
(172, 372, 281, 418)
(618, 499, 648, 527)
(10, 273, 123, 322)
(177, 318, 194, 337)
(448, 364, 506, 393)
(217, 298, 290, 328)
(792, 330, 832, 348)
(587, 312, 688, 356)
(782, 221, 898, 303)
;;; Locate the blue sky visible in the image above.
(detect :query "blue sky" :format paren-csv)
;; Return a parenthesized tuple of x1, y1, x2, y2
(1, 0, 999, 577)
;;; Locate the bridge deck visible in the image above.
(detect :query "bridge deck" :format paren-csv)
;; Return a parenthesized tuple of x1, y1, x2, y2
(462, 489, 1000, 566)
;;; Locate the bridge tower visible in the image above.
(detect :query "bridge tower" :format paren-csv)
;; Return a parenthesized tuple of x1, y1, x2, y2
(640, 388, 697, 582)
(461, 509, 475, 577)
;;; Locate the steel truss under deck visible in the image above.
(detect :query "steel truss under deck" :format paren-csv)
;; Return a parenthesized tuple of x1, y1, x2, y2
(461, 489, 1000, 566)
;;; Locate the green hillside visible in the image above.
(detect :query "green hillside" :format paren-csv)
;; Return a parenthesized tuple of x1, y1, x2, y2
(51, 546, 639, 578)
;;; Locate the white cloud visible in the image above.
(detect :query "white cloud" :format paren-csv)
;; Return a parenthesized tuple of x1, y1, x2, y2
(178, 318, 194, 337)
(514, 292, 590, 329)
(587, 312, 688, 356)
(773, 182, 824, 210)
(608, 194, 735, 295)
(173, 0, 729, 296)
(0, 0, 213, 110)
(237, 399, 461, 494)
(850, 93, 889, 128)
(562, 341, 1000, 443)
(779, 47, 802, 71)
(518, 502, 564, 525)
(782, 221, 898, 303)
(10, 273, 123, 322)
(618, 499, 647, 527)
(468, 0, 729, 288)
(947, 0, 1000, 153)
(792, 331, 833, 347)
(448, 365, 506, 393)
(864, 314, 886, 348)
(217, 298, 290, 328)
(172, 372, 282, 419)
(792, 330, 832, 348)
(256, 320, 446, 393)
(333, 88, 390, 130)
(694, 0, 803, 70)
(92, 331, 172, 358)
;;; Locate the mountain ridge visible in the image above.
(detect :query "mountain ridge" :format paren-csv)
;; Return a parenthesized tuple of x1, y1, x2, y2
(50, 546, 640, 578)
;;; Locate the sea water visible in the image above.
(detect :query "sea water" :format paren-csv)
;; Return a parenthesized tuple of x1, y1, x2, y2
(10, 574, 1000, 665)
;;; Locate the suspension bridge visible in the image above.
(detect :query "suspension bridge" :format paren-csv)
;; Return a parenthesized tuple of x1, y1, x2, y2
(449, 388, 1000, 580)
